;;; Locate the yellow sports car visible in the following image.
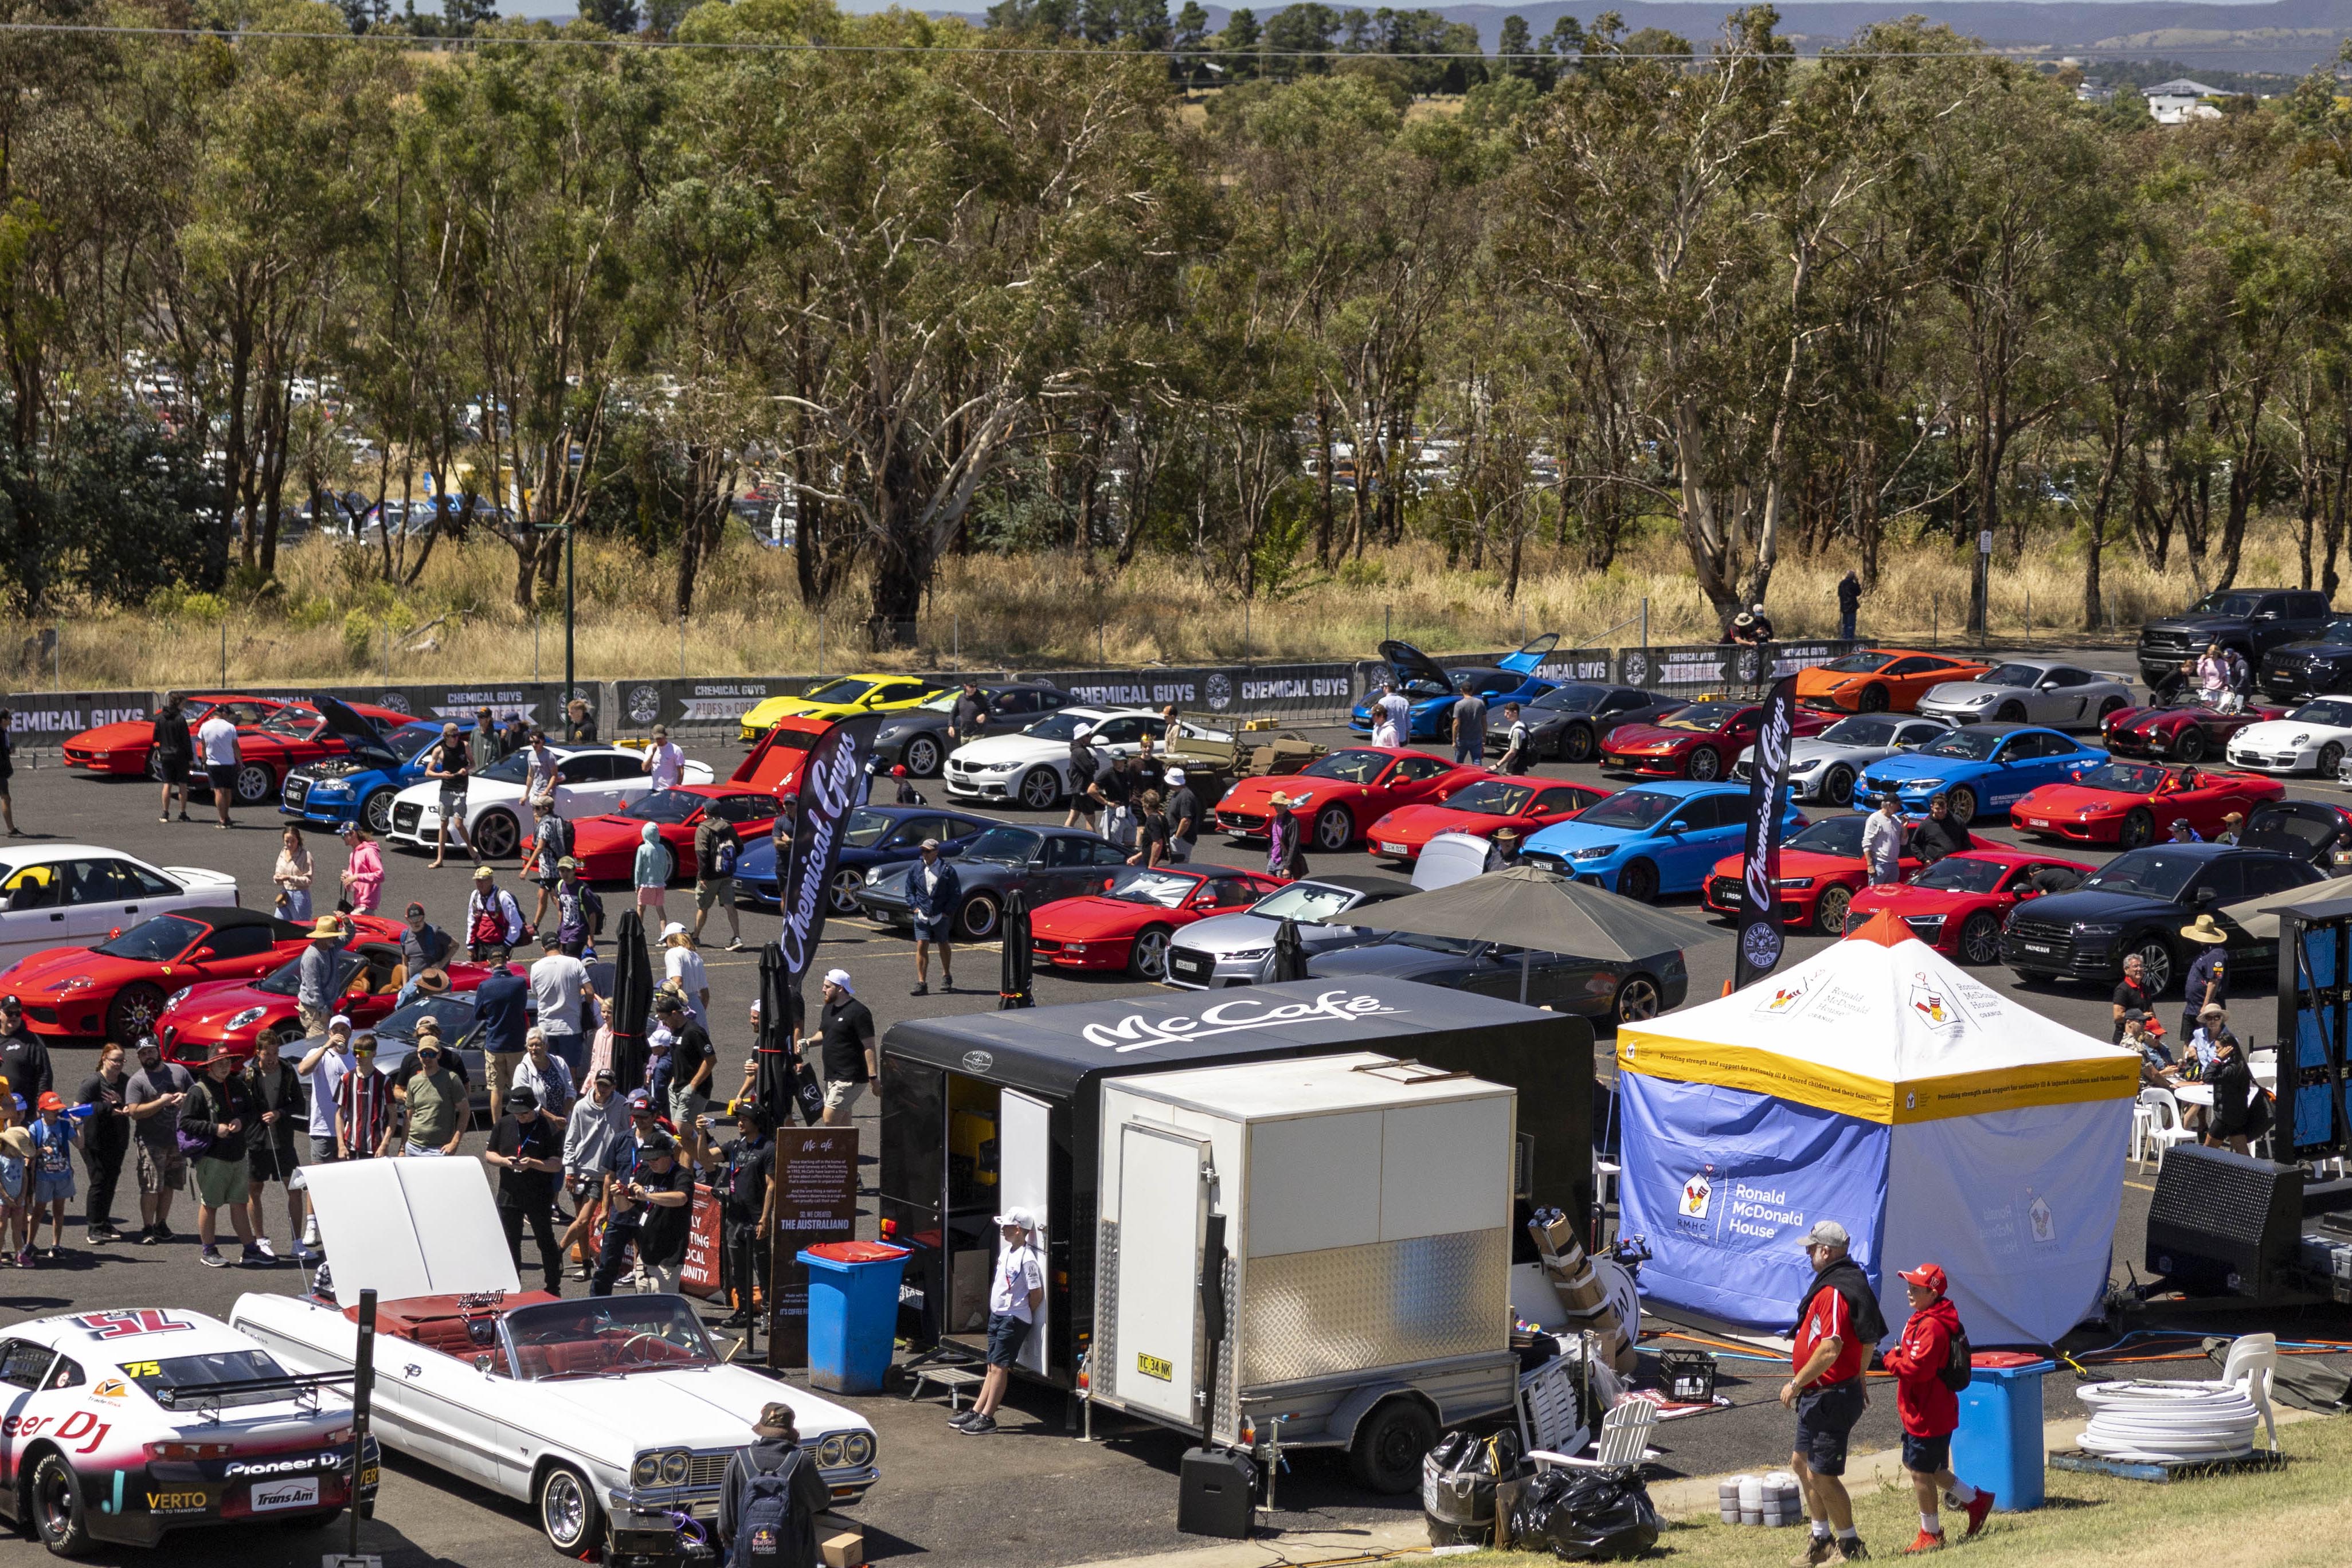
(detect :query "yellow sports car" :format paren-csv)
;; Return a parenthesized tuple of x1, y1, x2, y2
(737, 672, 945, 742)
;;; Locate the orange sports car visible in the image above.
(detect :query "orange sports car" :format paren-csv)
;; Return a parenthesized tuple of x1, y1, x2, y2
(1796, 649, 1992, 714)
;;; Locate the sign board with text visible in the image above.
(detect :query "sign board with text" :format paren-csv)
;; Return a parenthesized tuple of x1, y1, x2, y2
(766, 1126, 861, 1370)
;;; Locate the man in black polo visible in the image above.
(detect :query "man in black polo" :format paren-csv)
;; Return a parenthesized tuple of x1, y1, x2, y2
(949, 682, 989, 751)
(801, 969, 876, 1128)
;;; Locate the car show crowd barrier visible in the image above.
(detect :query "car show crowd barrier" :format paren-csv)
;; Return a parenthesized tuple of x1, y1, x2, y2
(0, 643, 1865, 752)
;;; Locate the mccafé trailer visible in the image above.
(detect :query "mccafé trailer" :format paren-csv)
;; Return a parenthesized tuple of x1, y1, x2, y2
(878, 978, 1591, 1392)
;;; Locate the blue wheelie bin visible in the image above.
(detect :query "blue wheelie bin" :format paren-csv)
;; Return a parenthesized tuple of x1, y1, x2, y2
(1948, 1353, 2054, 1511)
(800, 1241, 911, 1394)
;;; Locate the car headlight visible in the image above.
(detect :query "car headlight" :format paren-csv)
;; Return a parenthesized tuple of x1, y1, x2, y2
(1226, 946, 1271, 961)
(1904, 778, 1942, 790)
(1789, 757, 1821, 772)
(1967, 692, 1998, 705)
(166, 986, 192, 1009)
(817, 1434, 847, 1466)
(57, 975, 94, 993)
(979, 760, 1018, 773)
(1570, 845, 1613, 861)
(1775, 877, 1815, 889)
(1286, 790, 1313, 806)
(865, 868, 884, 885)
(658, 1451, 690, 1487)
(843, 1432, 874, 1466)
(1065, 942, 1086, 955)
(2073, 920, 2122, 939)
(226, 1006, 267, 1030)
(632, 1452, 662, 1487)
(2294, 733, 2312, 746)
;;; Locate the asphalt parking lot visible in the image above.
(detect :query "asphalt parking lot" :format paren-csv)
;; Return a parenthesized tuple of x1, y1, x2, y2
(3, 654, 2348, 1568)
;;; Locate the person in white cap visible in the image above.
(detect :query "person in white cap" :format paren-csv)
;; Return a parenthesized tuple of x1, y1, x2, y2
(1163, 767, 1199, 864)
(953, 1207, 1044, 1435)
(1784, 1219, 1887, 1565)
(799, 970, 875, 1127)
(661, 922, 709, 1026)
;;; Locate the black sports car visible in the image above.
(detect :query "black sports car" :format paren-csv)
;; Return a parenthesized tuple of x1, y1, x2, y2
(1487, 683, 1688, 765)
(872, 683, 1076, 778)
(1306, 931, 1688, 1030)
(852, 824, 1130, 941)
(734, 804, 999, 914)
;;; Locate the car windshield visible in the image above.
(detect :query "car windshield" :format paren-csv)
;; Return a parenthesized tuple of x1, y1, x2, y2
(1532, 685, 1609, 714)
(1788, 818, 1868, 857)
(2290, 701, 2352, 727)
(842, 809, 896, 849)
(801, 678, 875, 705)
(1385, 932, 1482, 956)
(255, 952, 361, 998)
(1978, 664, 2042, 688)
(1303, 750, 1394, 784)
(390, 728, 442, 763)
(1575, 790, 1681, 830)
(1249, 882, 1367, 922)
(1441, 779, 1536, 817)
(1819, 717, 1903, 747)
(92, 914, 205, 962)
(615, 790, 705, 825)
(476, 751, 532, 783)
(917, 691, 961, 712)
(1911, 857, 2010, 893)
(961, 827, 1042, 865)
(1920, 731, 2003, 760)
(257, 707, 323, 739)
(373, 995, 476, 1041)
(1658, 701, 1742, 732)
(504, 1296, 717, 1380)
(1819, 652, 1896, 674)
(1023, 712, 1089, 742)
(1449, 669, 1504, 693)
(2076, 763, 2169, 794)
(2081, 849, 2203, 900)
(2190, 591, 2264, 618)
(762, 728, 819, 752)
(1099, 868, 1200, 908)
(124, 1348, 295, 1411)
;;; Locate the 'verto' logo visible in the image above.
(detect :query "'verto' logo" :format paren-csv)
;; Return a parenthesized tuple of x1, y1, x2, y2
(145, 1490, 209, 1513)
(224, 1453, 336, 1477)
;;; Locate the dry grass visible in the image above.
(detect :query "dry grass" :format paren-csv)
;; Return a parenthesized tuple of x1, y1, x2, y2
(0, 513, 2317, 692)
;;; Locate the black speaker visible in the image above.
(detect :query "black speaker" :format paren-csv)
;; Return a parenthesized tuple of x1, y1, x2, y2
(1177, 1447, 1256, 1539)
(2146, 1143, 2303, 1299)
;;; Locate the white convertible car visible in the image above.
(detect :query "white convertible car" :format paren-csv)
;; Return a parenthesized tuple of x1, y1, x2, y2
(944, 706, 1231, 810)
(383, 744, 713, 860)
(231, 1159, 877, 1562)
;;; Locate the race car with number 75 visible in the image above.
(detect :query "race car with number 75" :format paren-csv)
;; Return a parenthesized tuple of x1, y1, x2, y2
(0, 1307, 377, 1554)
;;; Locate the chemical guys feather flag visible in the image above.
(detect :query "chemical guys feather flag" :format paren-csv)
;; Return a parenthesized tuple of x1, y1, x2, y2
(1734, 675, 1799, 989)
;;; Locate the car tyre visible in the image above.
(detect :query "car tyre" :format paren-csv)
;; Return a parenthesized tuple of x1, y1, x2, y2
(1857, 683, 1891, 713)
(2130, 935, 2176, 995)
(1686, 747, 1721, 782)
(2119, 808, 2154, 850)
(1814, 884, 1853, 935)
(828, 868, 865, 916)
(2099, 696, 2129, 722)
(360, 787, 397, 834)
(1017, 767, 1061, 812)
(1313, 805, 1354, 853)
(1559, 723, 1596, 764)
(2321, 742, 2345, 778)
(1823, 765, 1854, 806)
(1348, 1398, 1439, 1496)
(30, 1451, 92, 1556)
(536, 1462, 602, 1557)
(2174, 729, 2206, 763)
(905, 735, 943, 778)
(957, 893, 1002, 942)
(1129, 925, 1174, 981)
(1995, 701, 2027, 722)
(234, 762, 277, 805)
(471, 809, 520, 860)
(1945, 786, 1978, 827)
(1616, 859, 1660, 904)
(107, 982, 167, 1046)
(1615, 973, 1662, 1024)
(1958, 911, 2002, 966)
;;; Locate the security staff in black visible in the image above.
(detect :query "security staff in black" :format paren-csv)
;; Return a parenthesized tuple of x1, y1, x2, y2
(693, 1104, 776, 1331)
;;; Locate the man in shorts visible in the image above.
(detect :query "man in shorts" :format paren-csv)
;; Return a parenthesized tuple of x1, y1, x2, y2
(123, 1036, 192, 1245)
(801, 969, 875, 1127)
(294, 1017, 357, 1260)
(693, 806, 745, 951)
(1881, 1262, 1993, 1551)
(183, 1046, 262, 1267)
(196, 703, 241, 829)
(905, 839, 958, 998)
(951, 1208, 1044, 1434)
(1782, 1221, 1885, 1564)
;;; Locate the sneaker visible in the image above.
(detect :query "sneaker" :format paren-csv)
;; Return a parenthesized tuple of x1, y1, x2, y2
(1901, 1531, 1945, 1555)
(958, 1414, 997, 1435)
(136, 1225, 160, 1246)
(43, 1248, 58, 1263)
(717, 1311, 753, 1330)
(941, 979, 956, 994)
(726, 939, 746, 952)
(87, 1228, 119, 1245)
(1838, 1541, 1871, 1562)
(252, 1237, 277, 1260)
(948, 1409, 981, 1429)
(241, 1243, 268, 1265)
(292, 1243, 318, 1265)
(909, 984, 929, 997)
(1960, 1491, 1994, 1538)
(199, 1248, 228, 1268)
(14, 1248, 30, 1269)
(1791, 1538, 1837, 1567)
(153, 1222, 175, 1243)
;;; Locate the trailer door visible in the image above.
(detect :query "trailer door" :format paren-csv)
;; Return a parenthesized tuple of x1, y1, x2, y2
(1113, 1122, 1210, 1426)
(999, 1088, 1053, 1375)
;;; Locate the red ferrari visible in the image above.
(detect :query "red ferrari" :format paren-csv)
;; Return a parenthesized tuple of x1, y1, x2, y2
(1365, 778, 1611, 863)
(1598, 700, 1835, 781)
(158, 947, 492, 1064)
(0, 908, 404, 1044)
(177, 699, 418, 806)
(1845, 848, 2095, 965)
(1212, 747, 1481, 852)
(730, 714, 836, 797)
(63, 695, 298, 777)
(2008, 761, 2284, 849)
(1030, 865, 1287, 981)
(1704, 814, 1982, 934)
(2101, 700, 2287, 763)
(561, 785, 786, 883)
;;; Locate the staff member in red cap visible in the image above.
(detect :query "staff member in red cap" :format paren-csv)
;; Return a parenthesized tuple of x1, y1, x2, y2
(1881, 1262, 1993, 1552)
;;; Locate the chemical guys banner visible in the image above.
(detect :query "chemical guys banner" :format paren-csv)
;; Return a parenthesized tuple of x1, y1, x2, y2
(774, 711, 889, 1018)
(1734, 676, 1798, 988)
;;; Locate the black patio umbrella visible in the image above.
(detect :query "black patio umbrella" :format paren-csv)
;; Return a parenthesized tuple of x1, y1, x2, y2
(999, 889, 1035, 1009)
(606, 908, 655, 1096)
(1270, 917, 1310, 982)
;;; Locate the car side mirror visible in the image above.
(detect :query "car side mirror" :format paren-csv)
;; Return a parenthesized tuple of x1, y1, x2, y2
(193, 946, 214, 960)
(474, 1353, 496, 1374)
(1663, 820, 1687, 834)
(2195, 886, 2218, 905)
(2040, 680, 2060, 691)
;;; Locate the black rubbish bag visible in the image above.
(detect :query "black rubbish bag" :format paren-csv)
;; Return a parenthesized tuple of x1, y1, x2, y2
(1509, 1465, 1661, 1561)
(1422, 1429, 1529, 1547)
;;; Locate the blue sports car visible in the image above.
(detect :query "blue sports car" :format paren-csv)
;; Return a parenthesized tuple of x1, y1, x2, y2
(279, 699, 473, 834)
(1351, 635, 1560, 742)
(1853, 722, 2108, 828)
(1518, 781, 1808, 903)
(734, 803, 999, 914)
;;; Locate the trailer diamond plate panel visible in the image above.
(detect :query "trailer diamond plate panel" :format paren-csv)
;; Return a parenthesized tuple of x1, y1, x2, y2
(1242, 1228, 1508, 1387)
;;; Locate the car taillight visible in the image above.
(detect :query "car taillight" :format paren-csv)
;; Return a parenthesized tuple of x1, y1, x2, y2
(147, 1440, 237, 1460)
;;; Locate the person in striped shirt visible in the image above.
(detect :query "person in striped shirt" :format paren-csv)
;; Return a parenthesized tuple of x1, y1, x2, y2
(336, 1034, 394, 1159)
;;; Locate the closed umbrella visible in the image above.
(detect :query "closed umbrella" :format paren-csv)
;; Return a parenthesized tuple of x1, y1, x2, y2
(1271, 917, 1309, 982)
(754, 942, 813, 1126)
(999, 889, 1035, 1010)
(608, 908, 655, 1096)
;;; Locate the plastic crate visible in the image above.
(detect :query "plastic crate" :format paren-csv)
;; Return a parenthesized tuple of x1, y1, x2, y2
(1659, 1349, 1718, 1404)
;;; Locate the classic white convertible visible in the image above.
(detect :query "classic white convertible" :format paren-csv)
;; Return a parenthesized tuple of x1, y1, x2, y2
(230, 1159, 878, 1562)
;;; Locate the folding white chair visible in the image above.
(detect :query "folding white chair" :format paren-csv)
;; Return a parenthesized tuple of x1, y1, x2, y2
(2138, 1087, 2196, 1168)
(1529, 1397, 1660, 1472)
(2220, 1333, 2280, 1451)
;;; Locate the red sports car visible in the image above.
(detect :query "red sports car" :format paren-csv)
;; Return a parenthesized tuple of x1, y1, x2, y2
(2101, 700, 2287, 763)
(179, 700, 418, 806)
(730, 714, 837, 797)
(2008, 761, 2284, 849)
(0, 908, 403, 1044)
(1704, 814, 1984, 935)
(62, 695, 298, 777)
(562, 785, 786, 883)
(1030, 865, 1288, 980)
(1213, 747, 1482, 852)
(1598, 700, 1836, 781)
(158, 946, 492, 1064)
(1365, 778, 1611, 863)
(1845, 848, 2095, 965)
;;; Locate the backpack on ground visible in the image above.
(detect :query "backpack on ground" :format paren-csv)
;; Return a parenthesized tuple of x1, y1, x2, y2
(729, 1446, 812, 1567)
(1939, 1316, 1974, 1394)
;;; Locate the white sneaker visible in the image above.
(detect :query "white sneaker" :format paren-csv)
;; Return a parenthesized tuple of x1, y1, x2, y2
(302, 1216, 321, 1248)
(253, 1237, 277, 1260)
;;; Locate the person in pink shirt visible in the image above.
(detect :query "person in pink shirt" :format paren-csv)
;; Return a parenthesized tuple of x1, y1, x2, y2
(339, 822, 384, 914)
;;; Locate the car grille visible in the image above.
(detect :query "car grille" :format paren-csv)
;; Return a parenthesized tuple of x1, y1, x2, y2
(393, 801, 422, 833)
(1708, 876, 1746, 909)
(283, 777, 310, 811)
(63, 746, 96, 763)
(1216, 810, 1265, 833)
(690, 1453, 730, 1488)
(2140, 630, 2199, 657)
(1168, 948, 1212, 983)
(2005, 914, 2073, 947)
(2104, 730, 2156, 756)
(1031, 939, 1065, 955)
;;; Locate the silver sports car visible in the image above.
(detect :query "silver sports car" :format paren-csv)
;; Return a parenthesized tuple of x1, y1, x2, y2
(1916, 660, 2136, 730)
(1732, 714, 1952, 806)
(1164, 873, 1416, 989)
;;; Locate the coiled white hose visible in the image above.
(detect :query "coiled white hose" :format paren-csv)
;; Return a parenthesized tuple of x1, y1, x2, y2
(2077, 1380, 2260, 1463)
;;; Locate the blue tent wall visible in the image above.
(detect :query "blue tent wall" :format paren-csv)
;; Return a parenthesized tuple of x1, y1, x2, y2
(1619, 1074, 1891, 1332)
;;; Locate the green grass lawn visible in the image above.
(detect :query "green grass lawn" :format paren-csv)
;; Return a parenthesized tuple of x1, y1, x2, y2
(1451, 1414, 2352, 1568)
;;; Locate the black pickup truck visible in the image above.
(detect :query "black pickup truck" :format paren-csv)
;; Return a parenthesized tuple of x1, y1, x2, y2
(2138, 588, 2335, 690)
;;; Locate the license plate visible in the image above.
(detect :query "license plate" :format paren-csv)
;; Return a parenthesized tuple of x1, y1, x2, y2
(1380, 842, 1406, 855)
(2025, 818, 2046, 828)
(1171, 954, 1205, 977)
(2022, 943, 2052, 954)
(249, 1476, 320, 1513)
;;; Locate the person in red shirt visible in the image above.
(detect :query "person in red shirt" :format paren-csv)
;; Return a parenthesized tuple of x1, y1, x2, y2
(1880, 1263, 1994, 1553)
(1782, 1221, 1885, 1565)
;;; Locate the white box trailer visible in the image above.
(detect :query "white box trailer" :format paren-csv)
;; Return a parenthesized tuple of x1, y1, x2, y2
(1090, 1052, 1520, 1493)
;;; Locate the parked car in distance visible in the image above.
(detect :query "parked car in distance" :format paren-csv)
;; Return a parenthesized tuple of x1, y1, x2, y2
(1794, 648, 1991, 713)
(736, 672, 944, 742)
(1999, 842, 2323, 992)
(1490, 683, 1686, 765)
(1166, 874, 1417, 989)
(166, 699, 418, 807)
(872, 683, 1077, 778)
(945, 708, 1228, 812)
(2223, 697, 2352, 776)
(559, 786, 782, 883)
(158, 934, 479, 1063)
(2008, 762, 2284, 849)
(733, 805, 1000, 914)
(2240, 798, 2352, 865)
(1915, 660, 2135, 730)
(62, 694, 296, 777)
(1212, 747, 1480, 852)
(1733, 713, 1952, 806)
(2257, 614, 2352, 703)
(1351, 636, 1559, 740)
(280, 706, 465, 832)
(1364, 777, 1609, 863)
(1704, 813, 1981, 935)
(1856, 723, 2107, 826)
(1845, 848, 2095, 966)
(386, 745, 713, 861)
(855, 824, 1130, 940)
(2100, 698, 2286, 763)
(0, 845, 240, 962)
(1308, 929, 1688, 1029)
(1519, 781, 1809, 903)
(1598, 699, 1835, 782)
(1030, 865, 1288, 980)
(2139, 587, 2335, 689)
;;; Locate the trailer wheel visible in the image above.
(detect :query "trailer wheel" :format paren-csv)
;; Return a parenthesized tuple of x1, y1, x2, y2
(1348, 1397, 1438, 1495)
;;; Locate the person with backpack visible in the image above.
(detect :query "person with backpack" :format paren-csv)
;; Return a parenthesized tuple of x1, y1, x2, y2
(1782, 1220, 1885, 1566)
(523, 797, 574, 935)
(718, 1401, 829, 1568)
(1881, 1261, 1994, 1553)
(695, 807, 746, 951)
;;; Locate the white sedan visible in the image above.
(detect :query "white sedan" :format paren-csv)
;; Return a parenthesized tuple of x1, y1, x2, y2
(945, 707, 1231, 810)
(0, 844, 238, 960)
(234, 1159, 877, 1561)
(383, 745, 712, 860)
(2225, 699, 2352, 776)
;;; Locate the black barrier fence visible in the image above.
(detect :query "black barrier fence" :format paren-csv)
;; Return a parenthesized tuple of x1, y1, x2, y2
(1025, 662, 1359, 722)
(3, 691, 156, 746)
(1614, 641, 1861, 691)
(1532, 647, 1615, 685)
